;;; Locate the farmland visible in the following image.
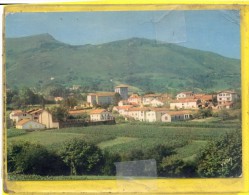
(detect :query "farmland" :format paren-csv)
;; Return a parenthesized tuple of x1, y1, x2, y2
(8, 120, 240, 162)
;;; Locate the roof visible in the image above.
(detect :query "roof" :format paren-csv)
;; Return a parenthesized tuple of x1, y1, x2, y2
(87, 92, 116, 97)
(143, 93, 161, 98)
(16, 119, 33, 126)
(115, 84, 129, 88)
(164, 110, 193, 116)
(128, 107, 150, 112)
(68, 110, 88, 115)
(27, 109, 43, 115)
(96, 92, 116, 97)
(171, 99, 197, 103)
(129, 94, 141, 98)
(115, 105, 134, 110)
(10, 110, 24, 116)
(177, 91, 194, 95)
(217, 90, 237, 94)
(90, 109, 107, 114)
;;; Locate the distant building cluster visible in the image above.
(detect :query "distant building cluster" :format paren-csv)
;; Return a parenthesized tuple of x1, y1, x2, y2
(85, 85, 239, 123)
(9, 84, 239, 130)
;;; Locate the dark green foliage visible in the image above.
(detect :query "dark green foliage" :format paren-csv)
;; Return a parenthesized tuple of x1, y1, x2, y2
(7, 142, 68, 175)
(196, 129, 242, 177)
(217, 109, 231, 120)
(59, 138, 104, 175)
(112, 93, 122, 106)
(49, 106, 68, 121)
(61, 97, 78, 109)
(194, 108, 213, 119)
(7, 87, 45, 108)
(159, 156, 197, 177)
(101, 151, 121, 176)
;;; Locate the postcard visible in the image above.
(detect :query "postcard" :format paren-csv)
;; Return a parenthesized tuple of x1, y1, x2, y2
(2, 3, 249, 194)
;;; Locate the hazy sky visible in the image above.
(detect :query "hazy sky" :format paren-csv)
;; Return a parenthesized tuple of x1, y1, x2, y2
(5, 10, 240, 59)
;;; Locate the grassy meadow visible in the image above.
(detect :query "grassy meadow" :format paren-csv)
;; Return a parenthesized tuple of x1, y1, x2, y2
(7, 120, 240, 163)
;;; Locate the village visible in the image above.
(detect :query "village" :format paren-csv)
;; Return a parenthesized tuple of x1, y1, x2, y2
(8, 84, 240, 130)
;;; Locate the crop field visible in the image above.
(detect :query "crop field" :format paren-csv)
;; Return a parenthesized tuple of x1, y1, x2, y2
(7, 121, 240, 162)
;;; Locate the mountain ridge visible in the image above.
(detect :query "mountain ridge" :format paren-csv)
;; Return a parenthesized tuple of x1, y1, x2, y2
(5, 33, 241, 93)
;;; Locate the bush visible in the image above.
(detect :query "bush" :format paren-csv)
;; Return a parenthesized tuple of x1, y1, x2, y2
(159, 156, 197, 177)
(101, 151, 121, 176)
(196, 129, 242, 177)
(8, 142, 68, 175)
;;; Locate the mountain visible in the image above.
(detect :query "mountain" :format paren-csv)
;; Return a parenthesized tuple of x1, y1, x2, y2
(5, 34, 241, 93)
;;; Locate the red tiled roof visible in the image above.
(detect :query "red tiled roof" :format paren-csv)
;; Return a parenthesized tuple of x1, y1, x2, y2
(27, 109, 43, 114)
(143, 93, 161, 97)
(68, 110, 88, 115)
(16, 118, 32, 126)
(115, 84, 129, 88)
(171, 99, 197, 103)
(90, 109, 107, 114)
(217, 90, 237, 94)
(115, 105, 134, 110)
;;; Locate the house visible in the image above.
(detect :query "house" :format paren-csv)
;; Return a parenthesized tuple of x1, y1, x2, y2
(87, 92, 116, 106)
(16, 119, 46, 130)
(113, 105, 133, 115)
(126, 107, 150, 121)
(38, 110, 59, 129)
(142, 94, 162, 105)
(176, 91, 194, 100)
(90, 109, 114, 121)
(115, 85, 129, 100)
(217, 90, 238, 109)
(54, 96, 64, 102)
(26, 109, 43, 121)
(118, 100, 130, 106)
(9, 110, 32, 123)
(128, 94, 142, 105)
(170, 99, 198, 109)
(161, 111, 192, 122)
(150, 99, 164, 107)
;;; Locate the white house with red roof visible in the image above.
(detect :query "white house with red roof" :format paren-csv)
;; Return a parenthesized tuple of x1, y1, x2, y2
(161, 111, 192, 122)
(90, 109, 114, 121)
(217, 90, 238, 109)
(170, 99, 198, 110)
(16, 119, 46, 130)
(87, 92, 115, 106)
(176, 91, 194, 100)
(9, 110, 32, 123)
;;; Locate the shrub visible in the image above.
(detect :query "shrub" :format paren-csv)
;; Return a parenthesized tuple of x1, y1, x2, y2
(196, 129, 242, 177)
(8, 142, 68, 175)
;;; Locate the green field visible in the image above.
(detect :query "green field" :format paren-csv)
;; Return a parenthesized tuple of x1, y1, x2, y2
(7, 121, 240, 162)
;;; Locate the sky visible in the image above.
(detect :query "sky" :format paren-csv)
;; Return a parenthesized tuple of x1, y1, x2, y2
(5, 10, 240, 59)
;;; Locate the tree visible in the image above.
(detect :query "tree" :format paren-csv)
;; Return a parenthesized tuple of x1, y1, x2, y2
(194, 108, 213, 119)
(101, 151, 121, 176)
(112, 93, 122, 106)
(59, 139, 104, 175)
(196, 129, 242, 177)
(218, 109, 231, 120)
(159, 156, 197, 177)
(62, 97, 78, 109)
(49, 106, 68, 121)
(7, 142, 68, 175)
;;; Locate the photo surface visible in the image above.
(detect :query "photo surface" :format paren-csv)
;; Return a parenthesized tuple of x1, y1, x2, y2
(4, 10, 242, 180)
